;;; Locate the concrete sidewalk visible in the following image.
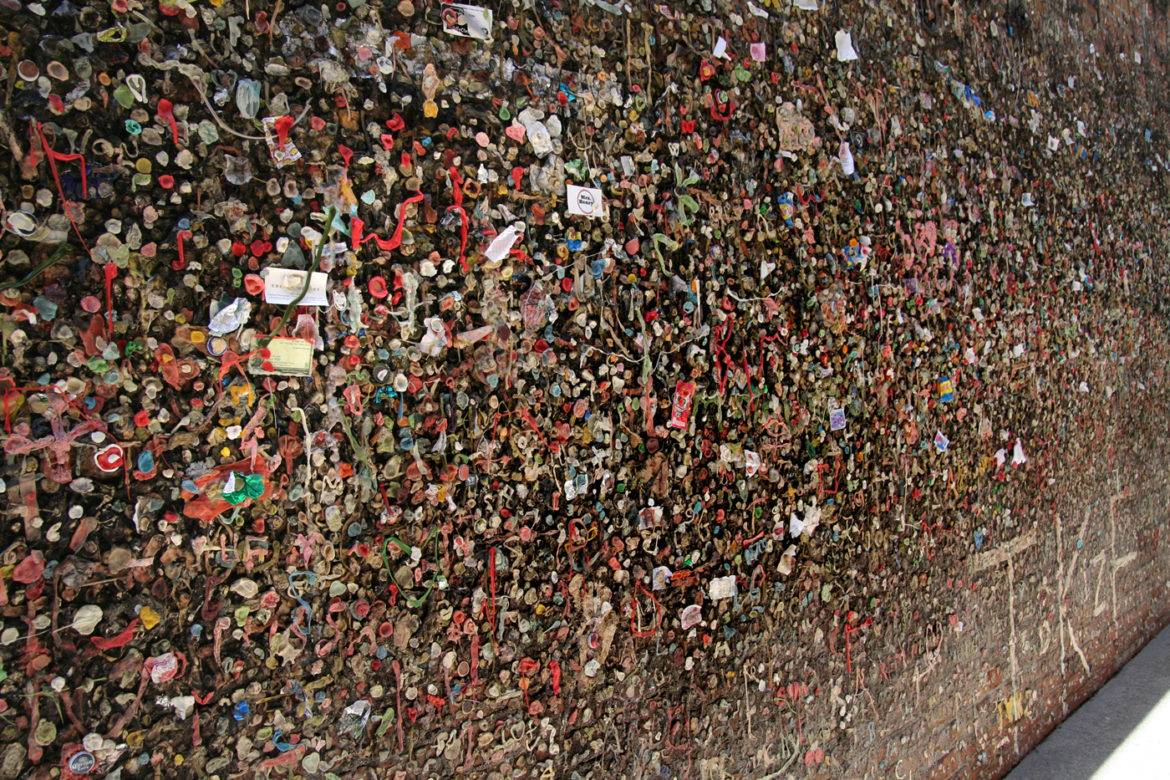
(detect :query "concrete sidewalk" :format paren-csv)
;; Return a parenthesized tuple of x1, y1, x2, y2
(1006, 624, 1170, 780)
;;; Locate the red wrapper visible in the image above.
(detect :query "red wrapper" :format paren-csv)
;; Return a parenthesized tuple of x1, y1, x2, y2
(668, 380, 695, 429)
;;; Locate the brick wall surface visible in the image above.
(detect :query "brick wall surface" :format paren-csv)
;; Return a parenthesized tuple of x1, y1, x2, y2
(644, 4, 1170, 776)
(5, 0, 1170, 777)
(674, 438, 1170, 780)
(670, 391, 1170, 780)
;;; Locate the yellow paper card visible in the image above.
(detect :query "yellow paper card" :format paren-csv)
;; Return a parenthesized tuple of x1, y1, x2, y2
(250, 338, 314, 376)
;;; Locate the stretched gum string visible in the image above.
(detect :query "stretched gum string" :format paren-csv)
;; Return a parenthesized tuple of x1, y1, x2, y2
(36, 122, 99, 290)
(447, 166, 470, 272)
(487, 547, 497, 640)
(103, 263, 117, 336)
(175, 229, 192, 269)
(350, 193, 426, 252)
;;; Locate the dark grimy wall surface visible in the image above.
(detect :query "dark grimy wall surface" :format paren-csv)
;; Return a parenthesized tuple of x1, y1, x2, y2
(1, 0, 1169, 778)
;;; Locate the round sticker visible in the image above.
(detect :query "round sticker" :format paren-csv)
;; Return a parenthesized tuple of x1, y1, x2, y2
(94, 444, 125, 473)
(575, 189, 595, 212)
(67, 750, 96, 775)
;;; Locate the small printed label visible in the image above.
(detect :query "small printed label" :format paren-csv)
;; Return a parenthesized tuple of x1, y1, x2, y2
(263, 268, 328, 306)
(250, 338, 314, 376)
(566, 184, 605, 218)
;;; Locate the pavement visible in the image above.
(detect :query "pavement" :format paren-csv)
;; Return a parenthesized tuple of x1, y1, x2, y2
(1006, 623, 1170, 779)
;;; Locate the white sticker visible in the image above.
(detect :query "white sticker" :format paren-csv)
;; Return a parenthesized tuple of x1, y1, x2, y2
(263, 268, 329, 307)
(566, 184, 605, 218)
(838, 141, 856, 175)
(835, 30, 859, 62)
(709, 575, 738, 601)
(441, 2, 493, 41)
(483, 223, 523, 262)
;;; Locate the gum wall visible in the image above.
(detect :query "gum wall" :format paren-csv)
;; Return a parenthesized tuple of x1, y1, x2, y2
(0, 0, 1169, 777)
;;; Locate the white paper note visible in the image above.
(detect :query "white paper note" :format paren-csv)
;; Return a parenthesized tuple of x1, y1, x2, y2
(566, 184, 605, 218)
(263, 269, 329, 306)
(709, 575, 738, 601)
(484, 224, 523, 262)
(441, 2, 493, 41)
(838, 141, 855, 175)
(835, 29, 859, 61)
